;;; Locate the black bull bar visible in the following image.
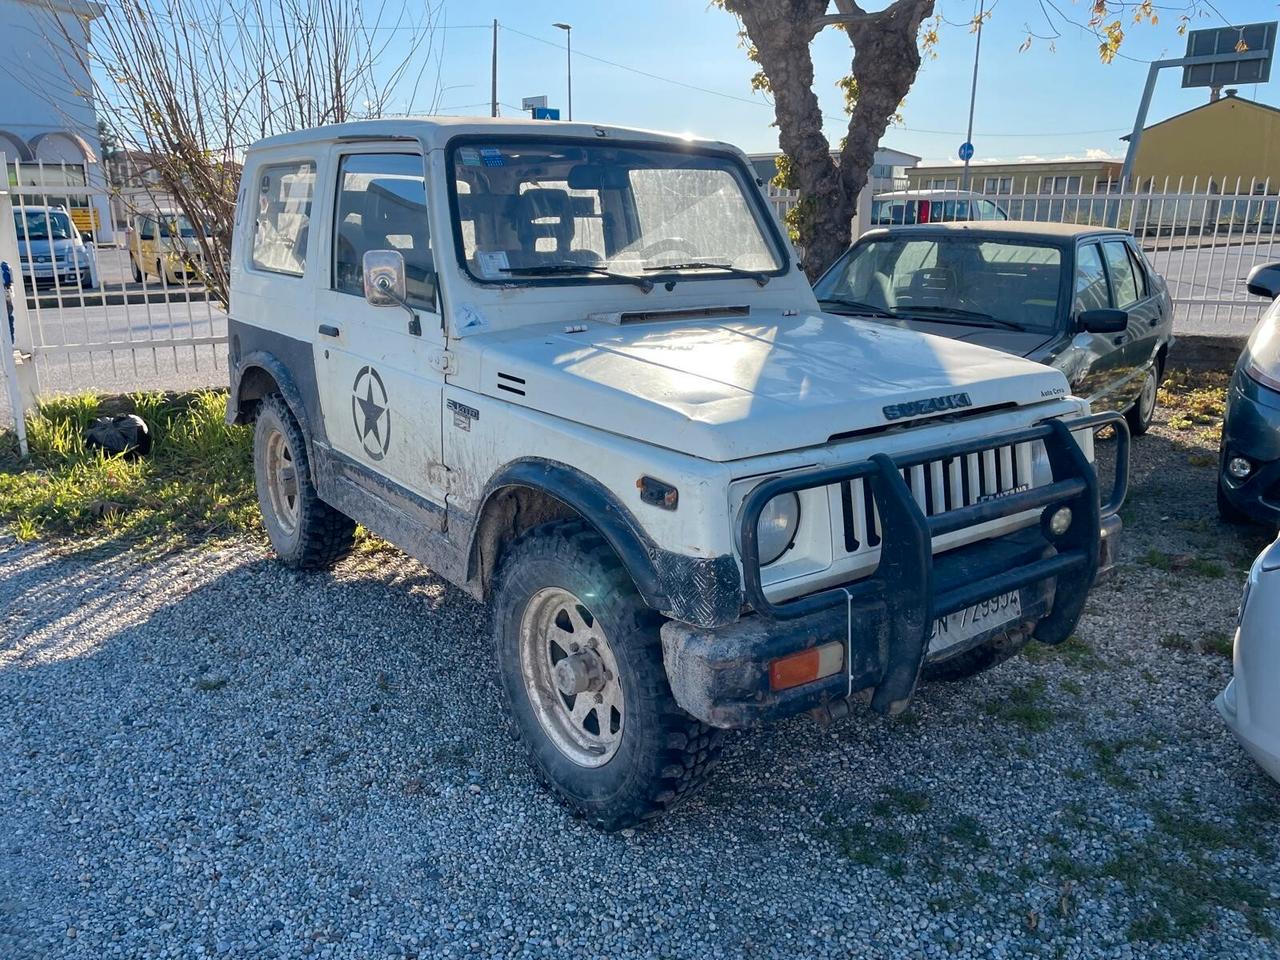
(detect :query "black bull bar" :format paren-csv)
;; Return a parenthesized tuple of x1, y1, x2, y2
(737, 413, 1129, 717)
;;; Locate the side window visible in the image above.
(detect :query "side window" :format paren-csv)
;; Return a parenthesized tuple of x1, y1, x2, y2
(1125, 242, 1149, 299)
(252, 161, 315, 277)
(333, 153, 435, 310)
(139, 217, 154, 241)
(1102, 240, 1140, 309)
(1075, 242, 1110, 313)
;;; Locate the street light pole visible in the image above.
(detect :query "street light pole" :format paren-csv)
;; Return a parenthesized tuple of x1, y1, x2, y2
(553, 22, 572, 120)
(960, 0, 985, 193)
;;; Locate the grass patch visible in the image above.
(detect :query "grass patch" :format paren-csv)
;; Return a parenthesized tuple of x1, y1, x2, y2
(983, 678, 1055, 732)
(1201, 631, 1234, 658)
(0, 390, 259, 553)
(1021, 634, 1104, 670)
(871, 786, 930, 817)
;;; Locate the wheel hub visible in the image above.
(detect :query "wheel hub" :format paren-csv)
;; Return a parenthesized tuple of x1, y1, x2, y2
(518, 587, 625, 768)
(553, 649, 607, 696)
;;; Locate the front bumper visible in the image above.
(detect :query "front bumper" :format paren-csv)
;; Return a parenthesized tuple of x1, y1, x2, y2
(661, 414, 1129, 729)
(1219, 373, 1280, 526)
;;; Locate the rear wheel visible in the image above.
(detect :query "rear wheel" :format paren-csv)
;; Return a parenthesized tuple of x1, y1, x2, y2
(493, 520, 725, 830)
(1125, 365, 1159, 436)
(252, 393, 355, 569)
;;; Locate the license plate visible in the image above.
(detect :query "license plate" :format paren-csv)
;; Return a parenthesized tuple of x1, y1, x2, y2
(928, 591, 1022, 657)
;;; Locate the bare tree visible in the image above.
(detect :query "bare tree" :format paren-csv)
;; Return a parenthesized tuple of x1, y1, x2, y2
(51, 0, 439, 305)
(722, 0, 1224, 280)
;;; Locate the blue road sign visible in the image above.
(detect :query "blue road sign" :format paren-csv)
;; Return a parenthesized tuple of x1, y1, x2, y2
(958, 141, 974, 162)
(532, 107, 561, 121)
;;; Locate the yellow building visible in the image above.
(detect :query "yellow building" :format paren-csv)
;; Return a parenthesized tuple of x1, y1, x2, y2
(1130, 91, 1280, 192)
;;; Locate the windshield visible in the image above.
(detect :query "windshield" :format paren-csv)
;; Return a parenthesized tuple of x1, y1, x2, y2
(814, 235, 1063, 332)
(449, 140, 785, 283)
(14, 210, 74, 242)
(160, 215, 200, 238)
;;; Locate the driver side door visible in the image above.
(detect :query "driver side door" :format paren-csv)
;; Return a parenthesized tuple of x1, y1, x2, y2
(312, 147, 448, 518)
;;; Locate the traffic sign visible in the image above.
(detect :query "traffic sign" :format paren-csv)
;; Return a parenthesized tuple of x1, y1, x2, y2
(958, 141, 974, 162)
(532, 107, 560, 121)
(521, 95, 548, 111)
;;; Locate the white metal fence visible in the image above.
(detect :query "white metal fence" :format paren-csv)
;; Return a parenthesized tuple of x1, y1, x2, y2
(2, 154, 229, 447)
(767, 175, 1280, 336)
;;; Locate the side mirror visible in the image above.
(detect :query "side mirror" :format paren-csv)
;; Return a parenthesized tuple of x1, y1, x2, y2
(363, 249, 407, 307)
(362, 249, 422, 336)
(1247, 262, 1280, 300)
(81, 232, 94, 244)
(1077, 308, 1129, 334)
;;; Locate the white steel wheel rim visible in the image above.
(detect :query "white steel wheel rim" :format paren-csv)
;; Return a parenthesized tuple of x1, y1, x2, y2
(1139, 370, 1158, 421)
(518, 587, 624, 768)
(264, 428, 301, 536)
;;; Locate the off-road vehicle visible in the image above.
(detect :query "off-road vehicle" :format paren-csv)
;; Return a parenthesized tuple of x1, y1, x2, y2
(227, 118, 1128, 830)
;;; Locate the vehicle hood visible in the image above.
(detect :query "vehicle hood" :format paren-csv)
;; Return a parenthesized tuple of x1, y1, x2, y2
(472, 308, 1070, 461)
(18, 237, 78, 258)
(842, 315, 1057, 359)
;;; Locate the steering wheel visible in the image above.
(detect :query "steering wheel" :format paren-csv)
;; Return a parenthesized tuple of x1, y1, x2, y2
(637, 237, 699, 263)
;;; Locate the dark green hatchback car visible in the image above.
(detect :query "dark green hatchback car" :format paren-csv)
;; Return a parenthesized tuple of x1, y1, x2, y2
(814, 222, 1175, 434)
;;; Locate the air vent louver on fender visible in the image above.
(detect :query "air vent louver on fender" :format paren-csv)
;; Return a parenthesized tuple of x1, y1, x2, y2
(497, 372, 526, 396)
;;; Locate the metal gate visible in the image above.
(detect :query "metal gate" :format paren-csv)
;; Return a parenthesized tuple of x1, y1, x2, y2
(2, 153, 229, 451)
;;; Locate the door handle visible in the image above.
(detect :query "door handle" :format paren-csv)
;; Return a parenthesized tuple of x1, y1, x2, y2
(318, 324, 340, 338)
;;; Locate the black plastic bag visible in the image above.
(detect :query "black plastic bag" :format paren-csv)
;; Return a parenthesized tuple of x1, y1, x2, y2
(85, 414, 153, 458)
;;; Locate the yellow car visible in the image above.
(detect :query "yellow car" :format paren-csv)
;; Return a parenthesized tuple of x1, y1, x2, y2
(127, 213, 207, 285)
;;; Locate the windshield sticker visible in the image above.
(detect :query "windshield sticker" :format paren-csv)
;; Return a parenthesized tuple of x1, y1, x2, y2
(457, 302, 490, 333)
(476, 250, 510, 278)
(459, 147, 482, 167)
(479, 147, 505, 167)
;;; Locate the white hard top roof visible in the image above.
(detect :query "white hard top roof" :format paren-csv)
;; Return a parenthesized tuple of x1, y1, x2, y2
(249, 116, 733, 153)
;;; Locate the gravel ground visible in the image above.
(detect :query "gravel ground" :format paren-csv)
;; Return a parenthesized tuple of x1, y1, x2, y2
(1, 388, 1279, 960)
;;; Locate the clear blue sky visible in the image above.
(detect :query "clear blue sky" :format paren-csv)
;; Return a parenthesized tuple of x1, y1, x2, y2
(417, 1, 1279, 165)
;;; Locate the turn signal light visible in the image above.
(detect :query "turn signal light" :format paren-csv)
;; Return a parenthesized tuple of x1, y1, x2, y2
(769, 642, 845, 691)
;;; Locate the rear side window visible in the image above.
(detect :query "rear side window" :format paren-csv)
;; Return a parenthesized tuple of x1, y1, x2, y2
(332, 152, 436, 310)
(252, 161, 315, 276)
(1075, 242, 1110, 312)
(1102, 240, 1140, 309)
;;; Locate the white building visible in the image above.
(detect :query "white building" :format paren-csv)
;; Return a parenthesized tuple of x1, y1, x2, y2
(747, 146, 922, 194)
(0, 0, 115, 240)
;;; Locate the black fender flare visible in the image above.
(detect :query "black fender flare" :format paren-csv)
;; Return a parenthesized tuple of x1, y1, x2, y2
(228, 351, 309, 427)
(471, 458, 742, 629)
(227, 350, 324, 481)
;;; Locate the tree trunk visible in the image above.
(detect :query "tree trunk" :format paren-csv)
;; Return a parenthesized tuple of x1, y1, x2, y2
(727, 0, 934, 280)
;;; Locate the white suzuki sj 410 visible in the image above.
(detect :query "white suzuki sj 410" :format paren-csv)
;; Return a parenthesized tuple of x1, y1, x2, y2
(227, 118, 1128, 829)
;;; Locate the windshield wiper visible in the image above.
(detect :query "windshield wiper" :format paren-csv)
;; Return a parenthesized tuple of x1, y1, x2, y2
(500, 262, 654, 293)
(642, 261, 770, 287)
(894, 305, 1027, 331)
(817, 296, 897, 319)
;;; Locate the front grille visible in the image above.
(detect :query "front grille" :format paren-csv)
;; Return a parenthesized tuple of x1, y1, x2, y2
(837, 441, 1038, 554)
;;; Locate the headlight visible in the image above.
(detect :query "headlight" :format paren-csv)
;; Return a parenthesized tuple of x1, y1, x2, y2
(750, 492, 801, 566)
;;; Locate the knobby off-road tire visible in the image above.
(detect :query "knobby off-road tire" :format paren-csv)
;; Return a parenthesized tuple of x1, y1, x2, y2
(252, 393, 355, 570)
(921, 623, 1034, 683)
(493, 520, 725, 831)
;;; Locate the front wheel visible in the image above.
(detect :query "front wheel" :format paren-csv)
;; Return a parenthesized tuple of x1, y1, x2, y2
(493, 521, 725, 830)
(252, 393, 355, 569)
(131, 258, 143, 284)
(921, 624, 1033, 683)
